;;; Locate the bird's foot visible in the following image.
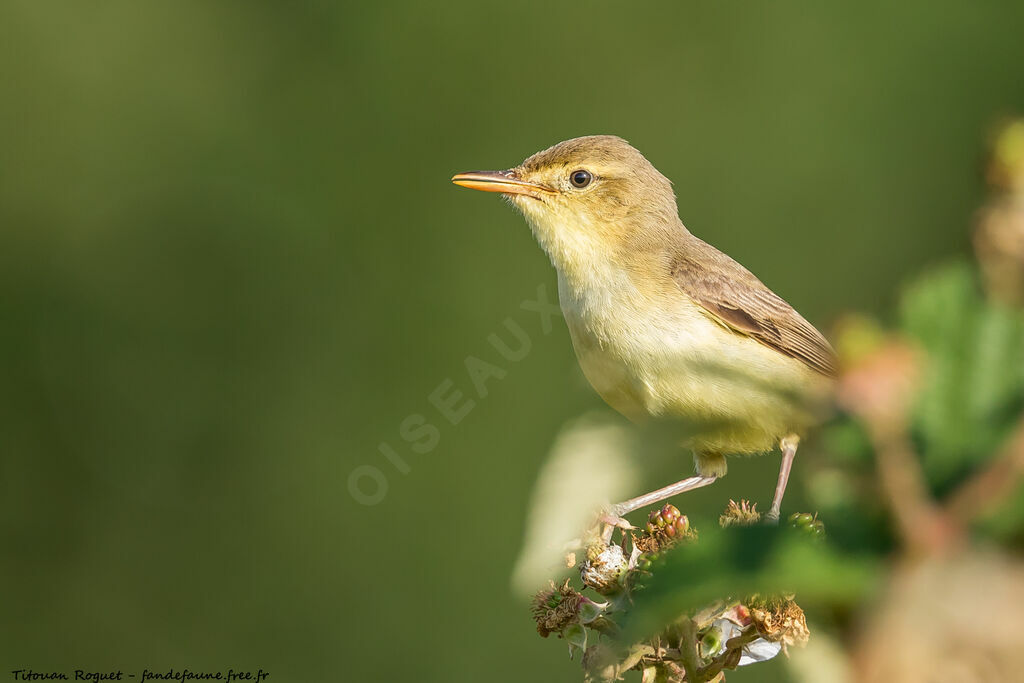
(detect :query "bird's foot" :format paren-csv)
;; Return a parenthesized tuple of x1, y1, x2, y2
(596, 510, 635, 544)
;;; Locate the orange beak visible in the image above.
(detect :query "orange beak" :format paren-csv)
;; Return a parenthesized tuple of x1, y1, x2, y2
(451, 170, 553, 199)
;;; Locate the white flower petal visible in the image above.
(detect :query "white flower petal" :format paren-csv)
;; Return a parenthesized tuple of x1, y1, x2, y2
(739, 638, 782, 666)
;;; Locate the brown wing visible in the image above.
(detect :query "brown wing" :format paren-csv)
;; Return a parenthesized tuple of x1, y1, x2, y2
(670, 240, 838, 377)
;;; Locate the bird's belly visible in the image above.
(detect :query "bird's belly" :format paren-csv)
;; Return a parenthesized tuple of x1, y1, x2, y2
(569, 333, 652, 423)
(563, 297, 829, 455)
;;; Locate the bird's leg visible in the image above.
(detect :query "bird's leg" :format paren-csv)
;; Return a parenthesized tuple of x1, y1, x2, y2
(766, 434, 800, 523)
(599, 476, 717, 542)
(611, 475, 718, 517)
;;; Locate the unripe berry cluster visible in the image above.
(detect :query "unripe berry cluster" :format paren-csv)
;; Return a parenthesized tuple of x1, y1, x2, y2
(646, 504, 690, 538)
(788, 512, 825, 540)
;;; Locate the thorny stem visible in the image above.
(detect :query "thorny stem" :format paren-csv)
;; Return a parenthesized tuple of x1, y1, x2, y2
(837, 340, 961, 556)
(864, 406, 1024, 556)
(865, 420, 959, 556)
(946, 416, 1024, 523)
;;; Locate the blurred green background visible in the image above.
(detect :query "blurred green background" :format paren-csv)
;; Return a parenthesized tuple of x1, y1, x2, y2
(2, 2, 1023, 681)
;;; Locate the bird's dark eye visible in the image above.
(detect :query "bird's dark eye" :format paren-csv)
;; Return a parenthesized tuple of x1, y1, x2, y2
(569, 169, 593, 188)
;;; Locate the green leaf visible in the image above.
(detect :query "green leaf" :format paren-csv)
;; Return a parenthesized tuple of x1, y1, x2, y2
(899, 262, 1024, 493)
(579, 599, 605, 624)
(563, 623, 587, 659)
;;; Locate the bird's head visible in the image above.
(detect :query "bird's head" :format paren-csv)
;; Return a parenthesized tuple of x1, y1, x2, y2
(452, 136, 682, 274)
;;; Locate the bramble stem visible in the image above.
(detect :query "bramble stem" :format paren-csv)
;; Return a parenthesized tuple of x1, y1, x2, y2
(677, 618, 702, 682)
(946, 416, 1024, 523)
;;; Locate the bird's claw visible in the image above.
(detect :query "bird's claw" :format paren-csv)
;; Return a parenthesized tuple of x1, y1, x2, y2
(595, 510, 635, 544)
(598, 513, 635, 530)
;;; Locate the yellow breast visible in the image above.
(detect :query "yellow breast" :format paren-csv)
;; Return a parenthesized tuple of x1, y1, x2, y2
(558, 271, 831, 456)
